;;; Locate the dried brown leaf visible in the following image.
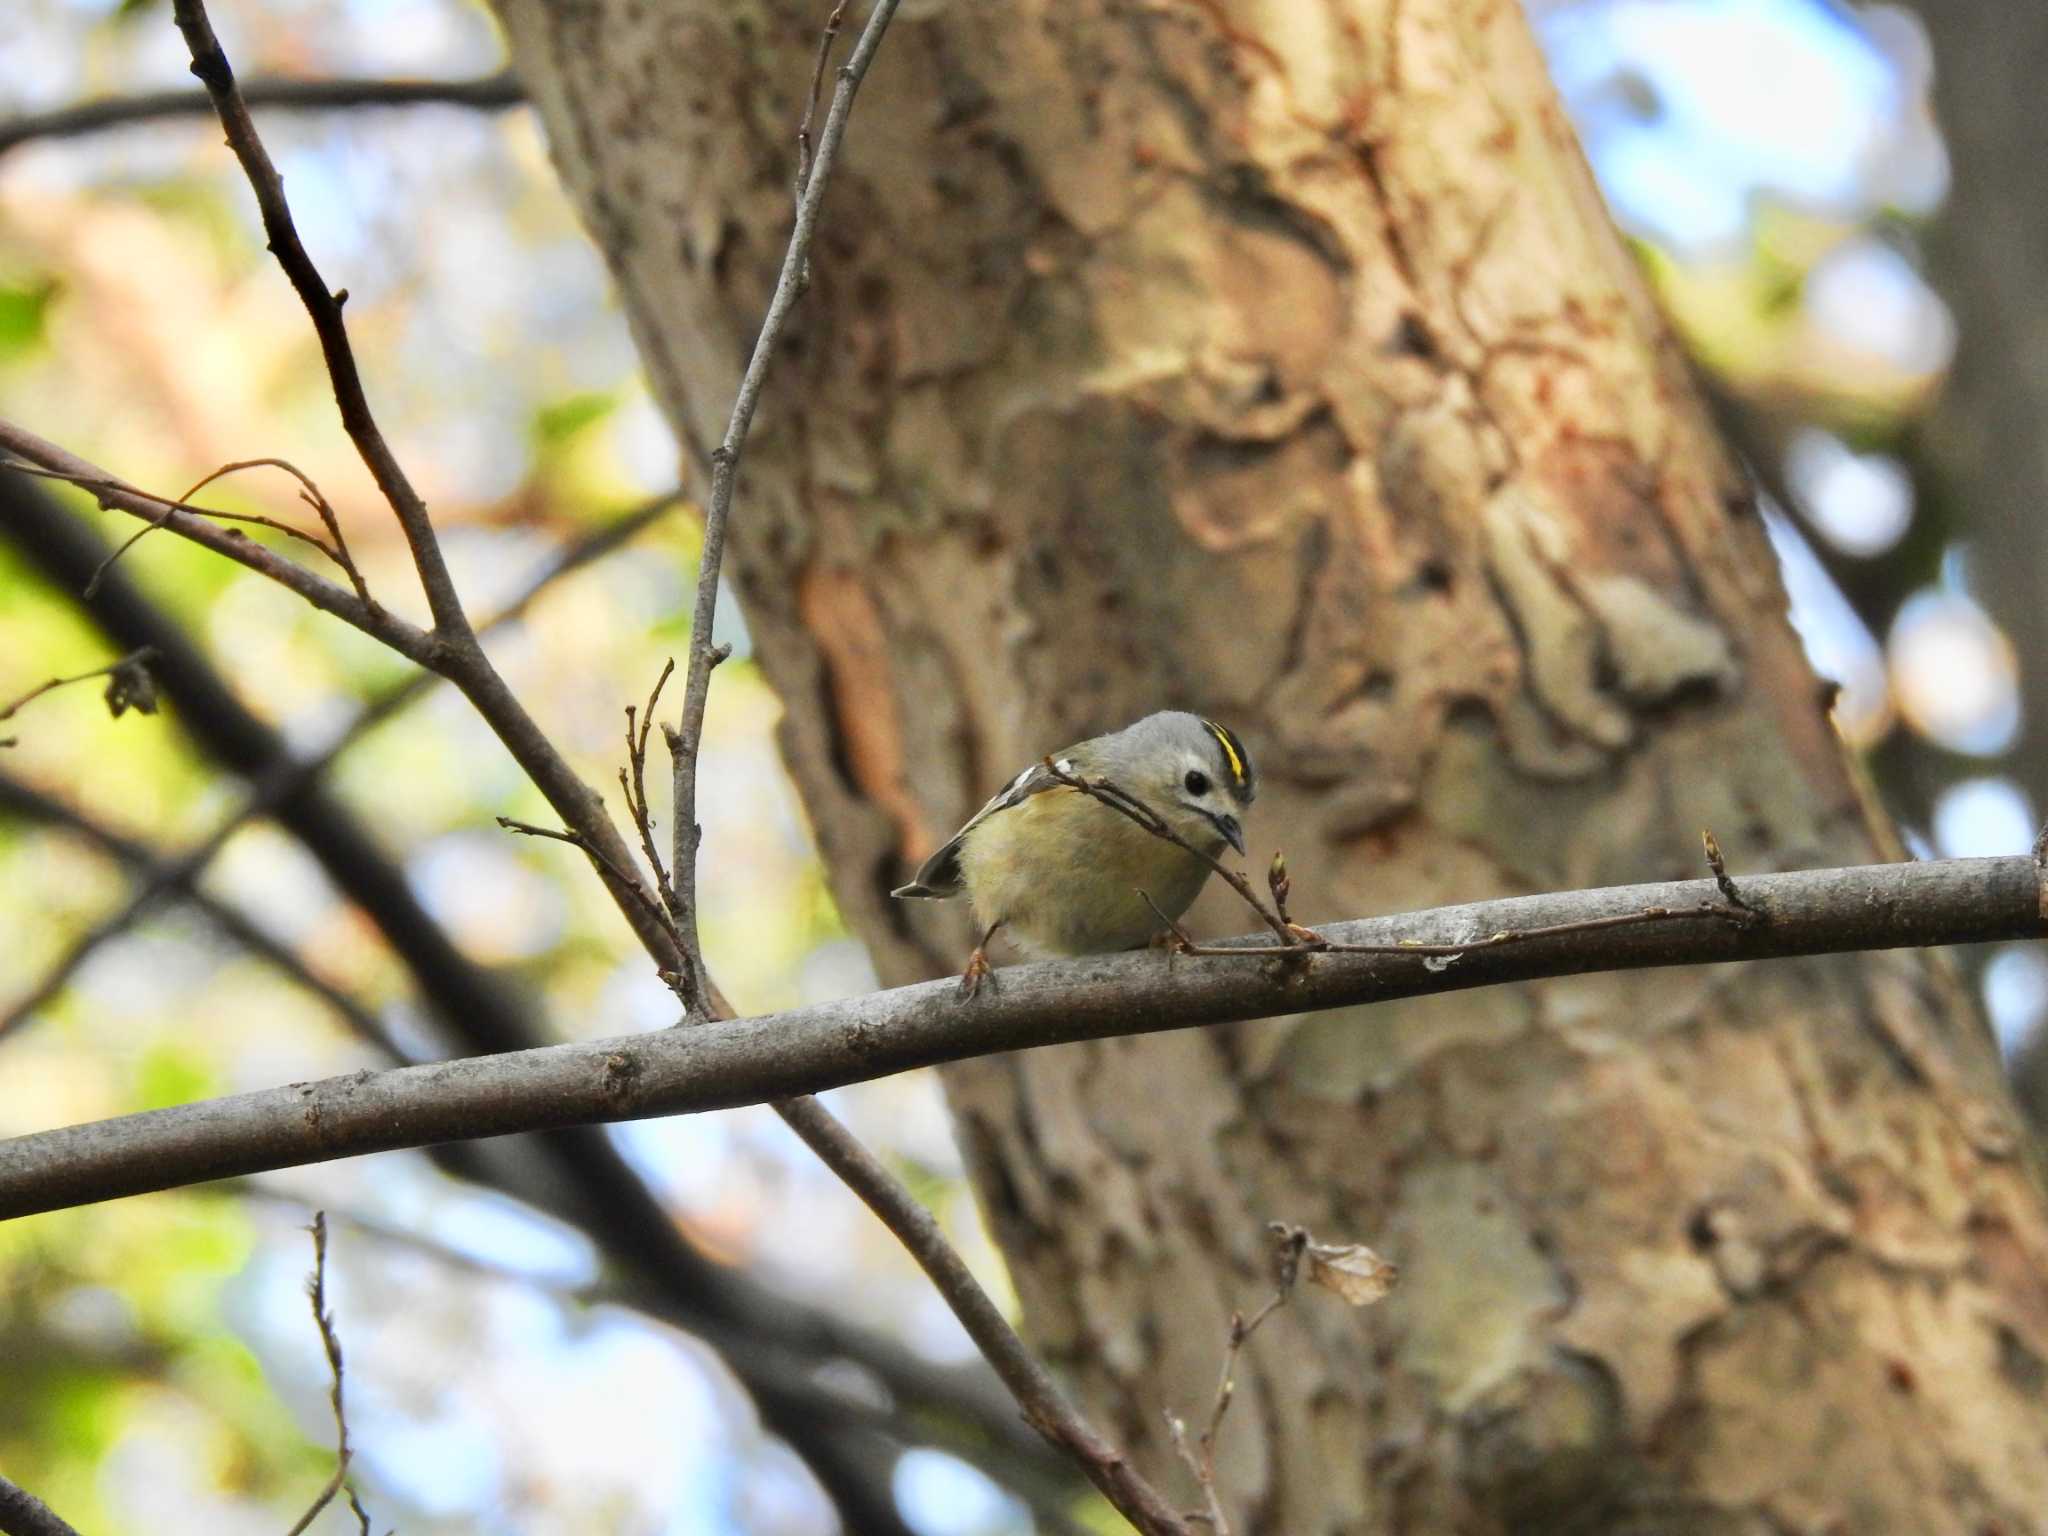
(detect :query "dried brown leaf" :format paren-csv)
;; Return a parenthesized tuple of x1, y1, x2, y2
(1304, 1240, 1397, 1306)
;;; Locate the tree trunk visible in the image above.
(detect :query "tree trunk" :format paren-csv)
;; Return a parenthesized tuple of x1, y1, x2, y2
(494, 1, 2048, 1528)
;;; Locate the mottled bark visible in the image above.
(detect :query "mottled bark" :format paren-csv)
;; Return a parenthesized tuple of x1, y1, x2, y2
(495, 1, 2048, 1529)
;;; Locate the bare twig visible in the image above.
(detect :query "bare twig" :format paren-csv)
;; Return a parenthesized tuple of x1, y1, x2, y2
(0, 646, 157, 747)
(0, 71, 523, 157)
(633, 8, 1186, 1529)
(495, 815, 690, 1002)
(81, 457, 371, 604)
(666, 0, 903, 1019)
(1702, 827, 1755, 915)
(286, 1213, 372, 1536)
(0, 1472, 84, 1536)
(1166, 1227, 1305, 1533)
(778, 1094, 1192, 1535)
(170, 0, 468, 640)
(0, 423, 434, 664)
(622, 659, 685, 931)
(791, 0, 850, 288)
(4, 854, 2033, 1216)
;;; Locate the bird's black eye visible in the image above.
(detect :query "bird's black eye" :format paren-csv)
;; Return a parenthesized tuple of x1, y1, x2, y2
(1183, 769, 1211, 797)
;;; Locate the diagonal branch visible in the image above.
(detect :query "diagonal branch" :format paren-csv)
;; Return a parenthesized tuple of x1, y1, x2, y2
(0, 1473, 83, 1536)
(0, 71, 524, 158)
(1, 853, 2034, 1220)
(170, 0, 470, 639)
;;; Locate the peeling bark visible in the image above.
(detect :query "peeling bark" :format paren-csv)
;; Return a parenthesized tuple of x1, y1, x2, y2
(495, 0, 2048, 1528)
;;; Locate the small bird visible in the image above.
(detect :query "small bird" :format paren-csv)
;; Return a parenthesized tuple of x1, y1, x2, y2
(892, 711, 1257, 992)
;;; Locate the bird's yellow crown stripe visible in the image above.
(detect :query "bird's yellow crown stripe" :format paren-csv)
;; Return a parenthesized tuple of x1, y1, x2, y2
(1202, 719, 1246, 785)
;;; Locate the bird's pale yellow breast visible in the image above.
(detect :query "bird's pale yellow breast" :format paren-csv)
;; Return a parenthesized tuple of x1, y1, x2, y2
(956, 788, 1211, 955)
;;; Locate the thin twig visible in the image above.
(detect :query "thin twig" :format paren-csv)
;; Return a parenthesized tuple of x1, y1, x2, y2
(792, 0, 850, 288)
(0, 71, 524, 157)
(170, 0, 469, 640)
(632, 7, 1188, 1530)
(0, 422, 434, 664)
(497, 816, 693, 1004)
(1059, 765, 1757, 965)
(1166, 1227, 1305, 1533)
(667, 0, 903, 1019)
(1043, 762, 1298, 944)
(31, 456, 372, 603)
(0, 647, 158, 745)
(286, 1213, 372, 1536)
(1702, 827, 1755, 915)
(622, 658, 685, 930)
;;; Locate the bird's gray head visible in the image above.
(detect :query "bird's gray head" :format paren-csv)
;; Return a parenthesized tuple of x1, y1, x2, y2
(1084, 711, 1257, 857)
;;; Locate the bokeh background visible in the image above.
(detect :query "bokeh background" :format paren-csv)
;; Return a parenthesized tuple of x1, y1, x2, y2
(0, 0, 2041, 1530)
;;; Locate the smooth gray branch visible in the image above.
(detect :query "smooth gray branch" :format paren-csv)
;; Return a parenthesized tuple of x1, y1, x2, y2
(1, 854, 2036, 1221)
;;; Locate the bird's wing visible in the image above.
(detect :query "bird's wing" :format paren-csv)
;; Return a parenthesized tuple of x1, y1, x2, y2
(890, 759, 1071, 898)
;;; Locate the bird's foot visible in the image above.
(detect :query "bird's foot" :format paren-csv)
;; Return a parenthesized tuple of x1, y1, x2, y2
(958, 946, 996, 999)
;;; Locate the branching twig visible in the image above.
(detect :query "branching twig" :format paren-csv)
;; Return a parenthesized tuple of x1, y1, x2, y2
(1165, 1223, 1394, 1531)
(496, 816, 691, 1002)
(2, 454, 365, 607)
(1166, 1227, 1305, 1533)
(0, 645, 157, 748)
(634, 7, 1190, 1530)
(286, 1213, 373, 1536)
(622, 659, 685, 930)
(0, 422, 434, 664)
(0, 71, 524, 157)
(665, 0, 902, 1019)
(84, 457, 370, 605)
(170, 0, 467, 640)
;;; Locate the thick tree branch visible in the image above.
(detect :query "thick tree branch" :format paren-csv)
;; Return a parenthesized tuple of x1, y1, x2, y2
(0, 72, 523, 157)
(1, 854, 2035, 1220)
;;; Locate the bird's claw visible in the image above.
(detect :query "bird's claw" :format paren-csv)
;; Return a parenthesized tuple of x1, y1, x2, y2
(958, 947, 996, 999)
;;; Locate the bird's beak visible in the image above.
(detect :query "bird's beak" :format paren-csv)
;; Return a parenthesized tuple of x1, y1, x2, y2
(1212, 813, 1246, 857)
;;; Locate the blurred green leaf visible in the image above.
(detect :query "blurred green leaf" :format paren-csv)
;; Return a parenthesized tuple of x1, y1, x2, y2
(0, 279, 59, 360)
(136, 1041, 217, 1113)
(534, 391, 619, 446)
